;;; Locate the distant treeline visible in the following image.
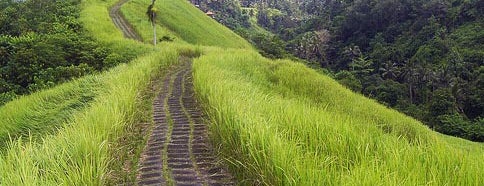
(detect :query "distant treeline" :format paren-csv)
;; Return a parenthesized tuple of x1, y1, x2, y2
(0, 0, 130, 105)
(196, 0, 483, 141)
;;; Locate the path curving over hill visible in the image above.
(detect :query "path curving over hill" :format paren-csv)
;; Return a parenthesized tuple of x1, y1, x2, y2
(110, 1, 236, 184)
(110, 0, 142, 41)
(136, 60, 235, 186)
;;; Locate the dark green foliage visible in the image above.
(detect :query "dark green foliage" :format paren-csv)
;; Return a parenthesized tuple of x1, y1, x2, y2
(437, 114, 484, 142)
(159, 35, 174, 42)
(429, 88, 457, 118)
(147, 0, 157, 23)
(329, 0, 482, 141)
(334, 70, 362, 92)
(196, 0, 250, 29)
(0, 0, 132, 105)
(375, 80, 407, 107)
(249, 33, 287, 59)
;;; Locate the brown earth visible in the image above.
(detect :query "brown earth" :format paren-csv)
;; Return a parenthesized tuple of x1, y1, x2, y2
(136, 61, 235, 186)
(110, 1, 235, 184)
(110, 0, 142, 41)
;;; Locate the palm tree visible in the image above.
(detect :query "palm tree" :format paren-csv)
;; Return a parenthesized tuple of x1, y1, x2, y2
(402, 61, 418, 104)
(147, 0, 157, 46)
(379, 61, 399, 80)
(349, 56, 373, 78)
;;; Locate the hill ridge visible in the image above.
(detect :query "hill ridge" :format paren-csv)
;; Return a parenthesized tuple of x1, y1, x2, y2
(108, 1, 237, 184)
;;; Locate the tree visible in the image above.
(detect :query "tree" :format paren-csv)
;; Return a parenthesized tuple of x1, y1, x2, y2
(335, 70, 362, 92)
(379, 61, 399, 80)
(147, 0, 157, 46)
(349, 56, 373, 78)
(250, 33, 287, 59)
(0, 0, 133, 105)
(428, 88, 456, 121)
(375, 79, 406, 107)
(436, 114, 469, 138)
(288, 30, 330, 66)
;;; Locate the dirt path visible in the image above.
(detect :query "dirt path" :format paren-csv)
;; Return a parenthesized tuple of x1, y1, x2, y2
(109, 1, 235, 184)
(137, 60, 235, 186)
(110, 0, 142, 41)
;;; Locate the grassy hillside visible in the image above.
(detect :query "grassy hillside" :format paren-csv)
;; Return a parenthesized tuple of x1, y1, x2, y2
(0, 0, 197, 184)
(80, 0, 151, 56)
(193, 49, 484, 185)
(0, 47, 191, 184)
(120, 0, 186, 44)
(122, 0, 252, 49)
(0, 76, 101, 150)
(0, 0, 482, 185)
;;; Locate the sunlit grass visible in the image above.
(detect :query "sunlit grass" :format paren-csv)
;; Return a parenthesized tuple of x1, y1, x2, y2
(143, 0, 252, 49)
(79, 0, 150, 57)
(121, 0, 187, 45)
(0, 0, 197, 184)
(0, 46, 186, 185)
(193, 49, 484, 185)
(0, 76, 101, 151)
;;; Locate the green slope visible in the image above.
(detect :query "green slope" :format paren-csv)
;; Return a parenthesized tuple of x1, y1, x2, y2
(0, 0, 198, 184)
(193, 49, 483, 185)
(121, 0, 252, 49)
(0, 76, 101, 151)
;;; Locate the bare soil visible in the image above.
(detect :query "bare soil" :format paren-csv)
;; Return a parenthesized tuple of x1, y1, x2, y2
(137, 61, 235, 186)
(110, 0, 142, 41)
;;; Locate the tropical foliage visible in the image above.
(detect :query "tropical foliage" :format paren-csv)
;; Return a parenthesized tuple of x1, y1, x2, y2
(0, 0, 135, 105)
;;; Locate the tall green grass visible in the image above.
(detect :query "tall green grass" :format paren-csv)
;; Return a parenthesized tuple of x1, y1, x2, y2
(0, 77, 101, 151)
(128, 0, 252, 49)
(120, 0, 187, 45)
(0, 0, 197, 184)
(80, 0, 150, 57)
(0, 46, 188, 184)
(193, 49, 484, 185)
(1, 0, 481, 185)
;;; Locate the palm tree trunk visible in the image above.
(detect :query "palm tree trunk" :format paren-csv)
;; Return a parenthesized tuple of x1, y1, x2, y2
(153, 25, 156, 46)
(151, 0, 156, 46)
(409, 83, 413, 104)
(153, 21, 157, 46)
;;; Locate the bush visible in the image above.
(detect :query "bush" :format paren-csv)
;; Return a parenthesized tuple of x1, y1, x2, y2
(334, 70, 362, 92)
(436, 114, 484, 142)
(0, 91, 16, 106)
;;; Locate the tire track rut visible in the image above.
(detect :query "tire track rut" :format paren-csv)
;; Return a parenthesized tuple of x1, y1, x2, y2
(137, 61, 235, 186)
(110, 0, 142, 41)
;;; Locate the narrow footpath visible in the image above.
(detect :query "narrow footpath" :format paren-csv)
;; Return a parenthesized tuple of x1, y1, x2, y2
(136, 61, 235, 186)
(110, 1, 236, 185)
(110, 0, 142, 41)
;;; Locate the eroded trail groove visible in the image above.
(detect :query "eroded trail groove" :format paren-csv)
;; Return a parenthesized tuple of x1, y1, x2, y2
(110, 0, 142, 41)
(137, 61, 235, 186)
